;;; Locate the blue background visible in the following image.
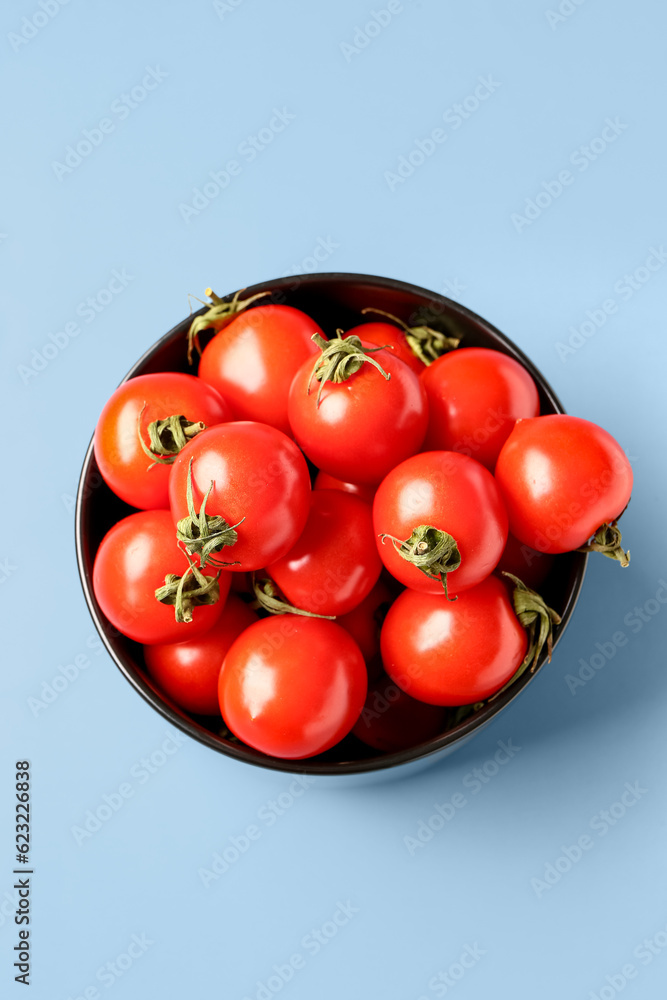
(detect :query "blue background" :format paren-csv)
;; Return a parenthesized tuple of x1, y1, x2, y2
(2, 1, 666, 997)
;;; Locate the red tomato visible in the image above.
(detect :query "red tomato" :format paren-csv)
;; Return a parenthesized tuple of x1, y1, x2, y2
(94, 373, 232, 510)
(381, 577, 528, 705)
(288, 339, 428, 484)
(144, 594, 257, 715)
(336, 578, 394, 669)
(420, 347, 540, 470)
(197, 304, 323, 437)
(494, 415, 633, 554)
(496, 532, 554, 592)
(218, 617, 367, 759)
(352, 674, 449, 752)
(92, 510, 229, 645)
(314, 470, 376, 505)
(267, 490, 382, 617)
(373, 451, 508, 595)
(344, 322, 424, 376)
(169, 422, 311, 572)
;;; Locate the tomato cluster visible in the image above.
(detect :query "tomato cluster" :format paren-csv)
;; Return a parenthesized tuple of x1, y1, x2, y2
(91, 289, 633, 760)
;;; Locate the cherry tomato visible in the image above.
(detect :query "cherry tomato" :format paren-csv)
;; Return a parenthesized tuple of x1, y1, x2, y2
(314, 470, 376, 505)
(373, 451, 508, 595)
(267, 490, 382, 617)
(496, 532, 554, 592)
(381, 577, 528, 705)
(144, 594, 258, 715)
(169, 422, 311, 572)
(336, 578, 394, 673)
(420, 347, 540, 470)
(198, 304, 323, 437)
(494, 415, 633, 554)
(352, 674, 449, 752)
(94, 373, 232, 510)
(344, 322, 424, 376)
(288, 340, 428, 485)
(92, 510, 229, 645)
(218, 616, 367, 759)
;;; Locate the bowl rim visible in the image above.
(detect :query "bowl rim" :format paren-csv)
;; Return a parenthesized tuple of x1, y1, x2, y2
(75, 271, 587, 776)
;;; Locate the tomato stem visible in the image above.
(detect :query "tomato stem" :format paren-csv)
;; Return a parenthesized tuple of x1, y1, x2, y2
(251, 574, 336, 619)
(154, 556, 221, 623)
(487, 573, 562, 701)
(137, 404, 206, 468)
(176, 458, 244, 568)
(307, 331, 390, 407)
(577, 521, 630, 567)
(379, 524, 461, 600)
(186, 286, 270, 363)
(360, 307, 460, 365)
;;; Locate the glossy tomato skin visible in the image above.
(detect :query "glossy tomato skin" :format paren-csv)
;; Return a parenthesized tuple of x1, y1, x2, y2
(352, 674, 449, 752)
(313, 470, 376, 505)
(94, 373, 232, 510)
(381, 577, 528, 705)
(144, 594, 257, 715)
(169, 422, 311, 572)
(373, 451, 508, 595)
(198, 304, 323, 437)
(495, 415, 634, 553)
(420, 348, 540, 470)
(218, 617, 367, 759)
(267, 490, 382, 617)
(344, 322, 424, 376)
(288, 344, 428, 485)
(92, 510, 229, 645)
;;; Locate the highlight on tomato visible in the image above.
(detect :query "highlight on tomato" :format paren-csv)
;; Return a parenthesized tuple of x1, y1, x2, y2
(92, 510, 230, 645)
(313, 470, 376, 505)
(94, 372, 232, 510)
(380, 577, 529, 706)
(265, 490, 382, 617)
(194, 295, 324, 437)
(373, 450, 508, 597)
(144, 594, 257, 715)
(288, 332, 428, 485)
(494, 414, 633, 563)
(168, 421, 311, 573)
(218, 616, 367, 759)
(420, 346, 540, 470)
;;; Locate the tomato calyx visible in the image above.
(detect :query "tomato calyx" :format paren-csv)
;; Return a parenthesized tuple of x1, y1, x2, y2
(251, 573, 336, 620)
(154, 558, 221, 624)
(175, 458, 244, 568)
(577, 520, 630, 568)
(307, 332, 390, 407)
(360, 307, 460, 365)
(137, 405, 206, 467)
(186, 286, 270, 363)
(492, 572, 562, 697)
(379, 524, 461, 600)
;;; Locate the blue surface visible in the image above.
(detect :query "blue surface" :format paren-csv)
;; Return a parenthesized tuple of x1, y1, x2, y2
(2, 1, 666, 996)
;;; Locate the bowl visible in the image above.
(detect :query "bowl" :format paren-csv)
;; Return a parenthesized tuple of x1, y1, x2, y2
(76, 272, 587, 780)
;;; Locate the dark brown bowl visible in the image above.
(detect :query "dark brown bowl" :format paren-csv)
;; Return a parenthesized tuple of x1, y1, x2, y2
(75, 272, 586, 780)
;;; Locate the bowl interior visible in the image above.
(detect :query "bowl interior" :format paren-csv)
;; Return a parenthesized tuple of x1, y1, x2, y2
(76, 273, 586, 775)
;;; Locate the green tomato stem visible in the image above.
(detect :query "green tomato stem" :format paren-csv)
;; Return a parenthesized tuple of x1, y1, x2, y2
(379, 524, 461, 600)
(176, 458, 243, 569)
(577, 521, 630, 567)
(186, 286, 270, 363)
(307, 331, 391, 407)
(360, 307, 460, 365)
